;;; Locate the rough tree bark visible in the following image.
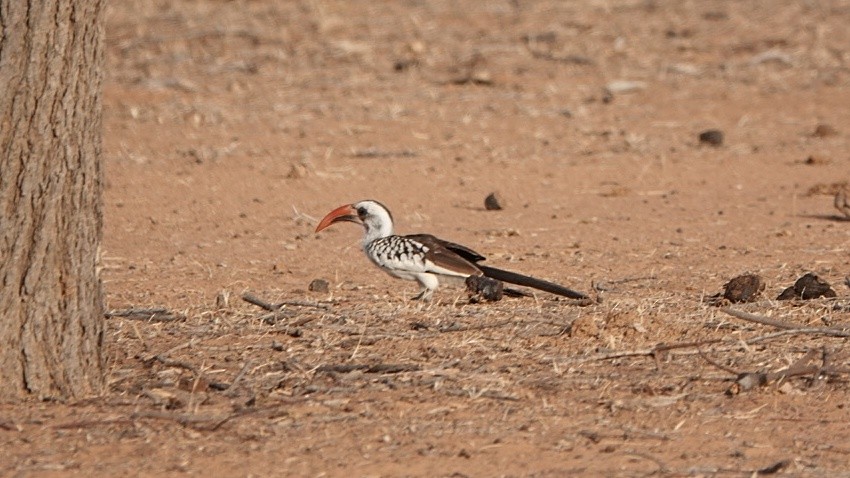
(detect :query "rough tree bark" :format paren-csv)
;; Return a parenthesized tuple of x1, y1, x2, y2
(0, 0, 105, 399)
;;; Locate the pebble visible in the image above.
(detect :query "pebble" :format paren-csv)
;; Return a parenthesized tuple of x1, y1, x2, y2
(484, 192, 504, 211)
(309, 278, 330, 293)
(698, 129, 724, 147)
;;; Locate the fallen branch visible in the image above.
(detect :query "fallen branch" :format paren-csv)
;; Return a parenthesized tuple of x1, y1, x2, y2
(275, 300, 331, 310)
(350, 148, 418, 159)
(316, 363, 421, 374)
(565, 327, 847, 367)
(289, 316, 317, 327)
(266, 316, 319, 338)
(444, 388, 520, 401)
(720, 307, 850, 337)
(697, 348, 741, 375)
(106, 307, 181, 322)
(241, 293, 277, 311)
(223, 361, 252, 395)
(151, 355, 200, 375)
(131, 410, 234, 431)
(242, 292, 331, 313)
(53, 418, 134, 430)
(577, 339, 725, 363)
(140, 340, 200, 372)
(438, 319, 514, 333)
(747, 327, 850, 342)
(257, 309, 297, 325)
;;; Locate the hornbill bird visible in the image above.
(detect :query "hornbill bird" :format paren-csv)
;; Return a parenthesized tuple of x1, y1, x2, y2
(315, 200, 587, 301)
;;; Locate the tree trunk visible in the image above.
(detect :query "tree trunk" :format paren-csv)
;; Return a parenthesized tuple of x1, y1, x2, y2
(0, 0, 105, 400)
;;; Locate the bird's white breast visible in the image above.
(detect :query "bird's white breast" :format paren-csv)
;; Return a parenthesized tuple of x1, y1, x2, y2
(365, 236, 429, 274)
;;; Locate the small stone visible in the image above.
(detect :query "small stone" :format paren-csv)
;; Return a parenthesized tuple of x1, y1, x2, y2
(722, 274, 766, 303)
(813, 124, 838, 138)
(698, 129, 724, 146)
(484, 192, 504, 211)
(393, 58, 418, 72)
(308, 278, 330, 293)
(804, 154, 830, 165)
(777, 273, 836, 300)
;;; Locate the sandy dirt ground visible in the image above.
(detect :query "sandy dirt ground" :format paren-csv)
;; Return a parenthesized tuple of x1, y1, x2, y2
(4, 0, 850, 476)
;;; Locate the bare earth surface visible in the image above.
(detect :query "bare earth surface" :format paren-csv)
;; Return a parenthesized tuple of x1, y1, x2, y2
(5, 1, 850, 476)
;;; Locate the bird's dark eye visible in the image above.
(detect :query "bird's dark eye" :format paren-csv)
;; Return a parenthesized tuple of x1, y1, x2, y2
(356, 207, 367, 217)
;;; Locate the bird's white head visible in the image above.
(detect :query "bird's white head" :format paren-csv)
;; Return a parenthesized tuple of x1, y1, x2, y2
(315, 200, 394, 245)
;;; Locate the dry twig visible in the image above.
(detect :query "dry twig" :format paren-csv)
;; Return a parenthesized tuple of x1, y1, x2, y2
(720, 307, 850, 337)
(316, 363, 421, 374)
(131, 410, 234, 431)
(241, 293, 277, 311)
(151, 355, 200, 375)
(242, 292, 331, 311)
(438, 319, 514, 333)
(223, 361, 252, 396)
(106, 307, 181, 322)
(578, 339, 724, 363)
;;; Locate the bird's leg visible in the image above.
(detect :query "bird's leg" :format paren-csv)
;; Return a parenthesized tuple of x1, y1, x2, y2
(411, 273, 438, 301)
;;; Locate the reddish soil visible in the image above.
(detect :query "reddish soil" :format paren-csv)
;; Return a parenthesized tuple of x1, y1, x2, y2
(5, 1, 850, 476)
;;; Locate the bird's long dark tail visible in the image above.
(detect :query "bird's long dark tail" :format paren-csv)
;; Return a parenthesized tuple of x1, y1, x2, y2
(478, 265, 588, 299)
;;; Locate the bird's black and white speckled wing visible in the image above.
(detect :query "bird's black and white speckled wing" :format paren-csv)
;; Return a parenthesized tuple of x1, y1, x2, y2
(366, 235, 481, 277)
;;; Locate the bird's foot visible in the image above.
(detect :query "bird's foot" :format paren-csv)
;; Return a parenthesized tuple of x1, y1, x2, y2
(411, 289, 434, 301)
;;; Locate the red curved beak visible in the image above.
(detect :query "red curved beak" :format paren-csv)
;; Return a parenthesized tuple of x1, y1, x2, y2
(315, 204, 361, 232)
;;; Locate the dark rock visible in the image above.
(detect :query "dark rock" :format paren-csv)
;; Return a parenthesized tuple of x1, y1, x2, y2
(466, 275, 503, 302)
(706, 273, 765, 305)
(698, 129, 724, 146)
(308, 278, 330, 293)
(723, 274, 765, 303)
(484, 192, 504, 211)
(776, 273, 836, 300)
